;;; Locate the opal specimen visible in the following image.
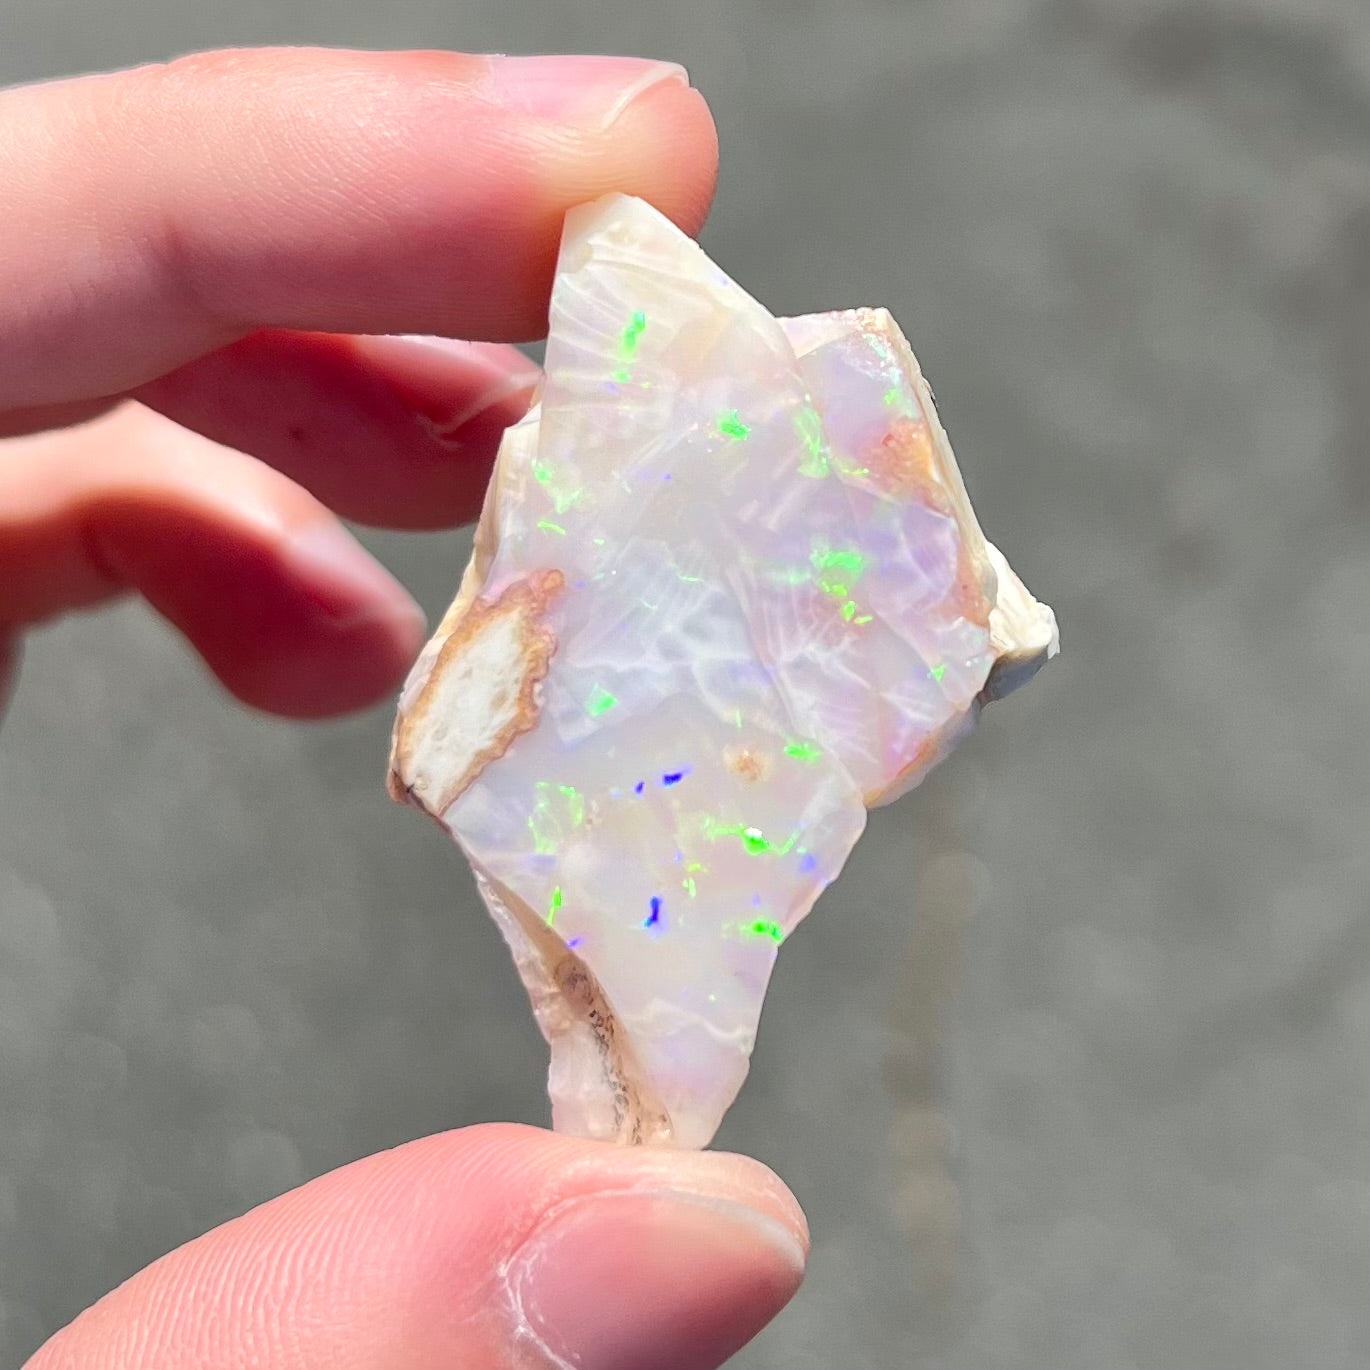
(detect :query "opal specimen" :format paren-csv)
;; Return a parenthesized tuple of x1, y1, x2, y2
(389, 194, 1057, 1149)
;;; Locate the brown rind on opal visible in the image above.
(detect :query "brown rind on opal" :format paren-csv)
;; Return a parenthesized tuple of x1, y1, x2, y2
(388, 568, 564, 817)
(865, 416, 949, 509)
(864, 311, 997, 624)
(549, 951, 675, 1145)
(859, 415, 991, 630)
(476, 868, 674, 1146)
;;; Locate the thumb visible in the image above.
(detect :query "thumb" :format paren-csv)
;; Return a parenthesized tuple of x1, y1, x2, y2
(25, 1124, 808, 1370)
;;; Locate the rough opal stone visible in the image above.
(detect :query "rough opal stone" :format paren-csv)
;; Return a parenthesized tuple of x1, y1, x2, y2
(389, 194, 1057, 1148)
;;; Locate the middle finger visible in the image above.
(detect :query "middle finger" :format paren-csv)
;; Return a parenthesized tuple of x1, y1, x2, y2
(134, 328, 540, 529)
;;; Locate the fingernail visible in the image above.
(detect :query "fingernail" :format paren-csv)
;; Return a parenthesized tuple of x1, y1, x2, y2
(355, 336, 541, 436)
(483, 54, 690, 129)
(506, 1189, 807, 1370)
(287, 522, 427, 633)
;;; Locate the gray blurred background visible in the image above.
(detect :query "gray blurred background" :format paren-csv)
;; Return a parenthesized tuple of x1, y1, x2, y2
(3, 0, 1369, 1366)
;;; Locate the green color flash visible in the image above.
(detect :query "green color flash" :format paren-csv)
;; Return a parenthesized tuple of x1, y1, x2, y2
(717, 410, 750, 441)
(702, 819, 799, 858)
(620, 310, 646, 356)
(552, 783, 584, 828)
(704, 817, 756, 850)
(585, 686, 617, 717)
(883, 385, 902, 407)
(794, 407, 829, 477)
(527, 787, 554, 851)
(537, 519, 566, 535)
(746, 919, 785, 943)
(929, 663, 947, 681)
(529, 780, 583, 853)
(546, 885, 563, 925)
(811, 545, 867, 606)
(532, 461, 551, 484)
(784, 740, 822, 762)
(812, 547, 866, 577)
(682, 876, 697, 897)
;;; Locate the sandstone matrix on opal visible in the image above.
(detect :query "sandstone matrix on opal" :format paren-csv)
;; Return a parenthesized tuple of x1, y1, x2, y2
(389, 193, 1058, 1149)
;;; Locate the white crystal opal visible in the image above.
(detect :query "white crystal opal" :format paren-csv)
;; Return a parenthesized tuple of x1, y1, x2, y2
(389, 194, 1057, 1148)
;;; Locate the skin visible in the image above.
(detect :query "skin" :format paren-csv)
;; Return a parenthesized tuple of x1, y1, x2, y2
(2, 49, 809, 1370)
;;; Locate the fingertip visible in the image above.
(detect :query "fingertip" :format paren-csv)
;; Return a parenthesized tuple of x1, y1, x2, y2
(211, 597, 426, 720)
(473, 69, 721, 340)
(137, 330, 538, 532)
(703, 1149, 811, 1257)
(299, 1125, 810, 1370)
(507, 1188, 804, 1370)
(3, 48, 723, 408)
(453, 1127, 808, 1370)
(26, 1123, 806, 1370)
(188, 521, 428, 718)
(600, 73, 720, 237)
(444, 1122, 808, 1259)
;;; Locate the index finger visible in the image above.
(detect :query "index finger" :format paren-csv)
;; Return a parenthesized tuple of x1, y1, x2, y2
(0, 48, 718, 409)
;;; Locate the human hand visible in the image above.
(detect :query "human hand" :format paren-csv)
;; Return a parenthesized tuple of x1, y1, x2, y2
(0, 45, 719, 720)
(6, 48, 808, 1370)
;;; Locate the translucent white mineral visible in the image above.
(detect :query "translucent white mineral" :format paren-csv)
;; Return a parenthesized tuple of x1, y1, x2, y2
(389, 194, 1057, 1148)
